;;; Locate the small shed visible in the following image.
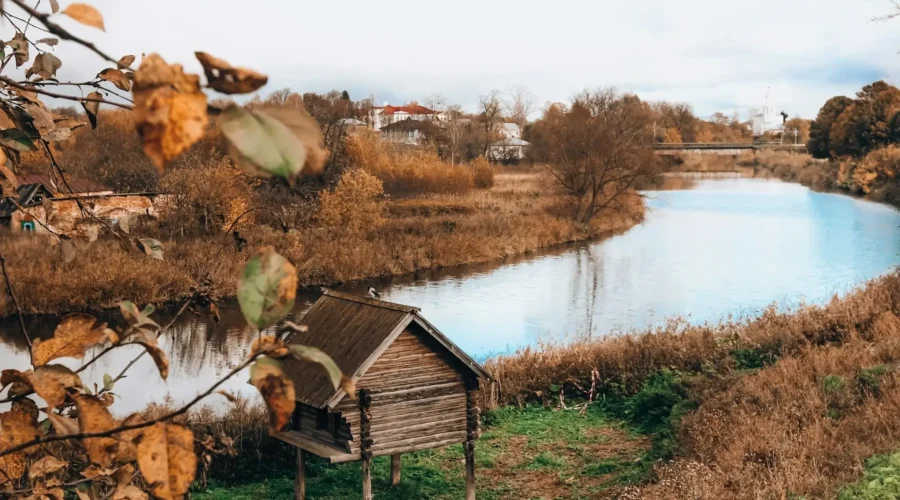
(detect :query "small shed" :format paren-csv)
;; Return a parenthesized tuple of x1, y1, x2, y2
(277, 290, 493, 499)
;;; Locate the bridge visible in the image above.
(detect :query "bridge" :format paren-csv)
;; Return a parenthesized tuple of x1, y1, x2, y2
(653, 143, 807, 155)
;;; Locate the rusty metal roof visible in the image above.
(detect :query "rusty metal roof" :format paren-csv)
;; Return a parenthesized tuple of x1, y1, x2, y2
(16, 174, 112, 196)
(283, 290, 491, 408)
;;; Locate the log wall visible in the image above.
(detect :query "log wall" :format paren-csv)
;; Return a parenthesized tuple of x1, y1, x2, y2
(335, 329, 469, 457)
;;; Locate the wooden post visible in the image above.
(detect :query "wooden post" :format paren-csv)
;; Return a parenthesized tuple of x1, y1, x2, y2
(295, 448, 306, 500)
(362, 456, 373, 500)
(390, 454, 401, 486)
(465, 378, 480, 500)
(359, 388, 373, 500)
(464, 440, 476, 500)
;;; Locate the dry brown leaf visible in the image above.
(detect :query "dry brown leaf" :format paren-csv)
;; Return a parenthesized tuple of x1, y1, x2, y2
(216, 390, 237, 403)
(62, 3, 105, 31)
(80, 465, 116, 480)
(250, 357, 296, 434)
(117, 55, 135, 70)
(49, 0, 60, 13)
(0, 444, 25, 483)
(32, 313, 115, 366)
(7, 365, 83, 407)
(0, 407, 40, 445)
(112, 484, 148, 500)
(250, 336, 289, 358)
(136, 423, 196, 499)
(47, 412, 79, 436)
(28, 456, 68, 480)
(98, 68, 131, 92)
(83, 91, 101, 129)
(9, 33, 29, 68)
(11, 398, 39, 425)
(73, 394, 119, 467)
(194, 52, 268, 95)
(114, 414, 142, 464)
(132, 53, 208, 171)
(35, 38, 59, 47)
(28, 53, 62, 80)
(0, 161, 16, 195)
(131, 332, 169, 380)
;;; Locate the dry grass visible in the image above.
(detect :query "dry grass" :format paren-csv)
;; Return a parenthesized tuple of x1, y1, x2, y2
(0, 170, 644, 316)
(484, 271, 900, 499)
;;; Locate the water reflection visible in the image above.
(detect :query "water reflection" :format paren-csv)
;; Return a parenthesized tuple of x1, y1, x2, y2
(2, 178, 899, 414)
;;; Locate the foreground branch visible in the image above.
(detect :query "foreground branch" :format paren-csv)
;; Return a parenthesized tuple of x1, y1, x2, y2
(0, 353, 260, 460)
(8, 0, 120, 66)
(0, 76, 133, 110)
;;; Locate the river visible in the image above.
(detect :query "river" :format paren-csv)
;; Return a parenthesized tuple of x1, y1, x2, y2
(3, 177, 900, 414)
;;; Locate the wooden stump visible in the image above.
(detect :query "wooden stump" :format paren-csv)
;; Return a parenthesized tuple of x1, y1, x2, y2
(295, 448, 306, 500)
(464, 440, 476, 500)
(390, 454, 402, 486)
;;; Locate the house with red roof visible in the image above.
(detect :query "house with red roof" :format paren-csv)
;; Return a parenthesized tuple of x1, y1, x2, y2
(369, 103, 448, 131)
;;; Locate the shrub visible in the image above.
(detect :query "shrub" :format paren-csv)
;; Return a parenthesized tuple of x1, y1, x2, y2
(627, 369, 689, 435)
(158, 159, 254, 236)
(471, 156, 496, 189)
(317, 169, 385, 233)
(851, 145, 900, 194)
(347, 131, 476, 196)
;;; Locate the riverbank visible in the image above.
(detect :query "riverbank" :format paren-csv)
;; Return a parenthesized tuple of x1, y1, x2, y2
(0, 170, 644, 317)
(179, 270, 900, 498)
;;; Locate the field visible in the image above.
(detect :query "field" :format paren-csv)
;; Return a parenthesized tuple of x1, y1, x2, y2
(0, 169, 644, 316)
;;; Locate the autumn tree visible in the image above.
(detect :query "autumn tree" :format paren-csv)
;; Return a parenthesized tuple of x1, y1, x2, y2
(530, 88, 655, 224)
(828, 81, 900, 158)
(808, 96, 854, 158)
(0, 2, 352, 499)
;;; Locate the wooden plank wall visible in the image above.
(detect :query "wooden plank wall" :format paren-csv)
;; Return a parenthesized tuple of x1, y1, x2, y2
(294, 403, 353, 452)
(335, 330, 469, 457)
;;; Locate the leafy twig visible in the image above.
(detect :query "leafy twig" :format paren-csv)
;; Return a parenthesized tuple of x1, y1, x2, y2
(0, 353, 261, 460)
(8, 0, 120, 67)
(0, 76, 132, 110)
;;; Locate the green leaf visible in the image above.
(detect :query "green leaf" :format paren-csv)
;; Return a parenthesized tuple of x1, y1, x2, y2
(0, 129, 36, 152)
(136, 238, 164, 261)
(102, 373, 114, 391)
(289, 344, 352, 393)
(217, 105, 308, 180)
(237, 247, 298, 329)
(119, 301, 160, 330)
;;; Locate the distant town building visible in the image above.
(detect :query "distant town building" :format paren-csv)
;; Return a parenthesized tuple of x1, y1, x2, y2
(488, 137, 531, 162)
(369, 103, 448, 131)
(380, 119, 439, 145)
(495, 123, 521, 140)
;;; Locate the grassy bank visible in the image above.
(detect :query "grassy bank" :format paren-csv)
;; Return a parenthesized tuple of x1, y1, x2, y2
(194, 406, 651, 500)
(0, 170, 644, 316)
(177, 271, 900, 498)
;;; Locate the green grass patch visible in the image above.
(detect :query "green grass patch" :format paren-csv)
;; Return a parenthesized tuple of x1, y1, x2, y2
(837, 451, 900, 499)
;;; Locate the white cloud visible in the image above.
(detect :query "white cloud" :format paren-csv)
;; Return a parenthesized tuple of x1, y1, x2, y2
(9, 0, 900, 118)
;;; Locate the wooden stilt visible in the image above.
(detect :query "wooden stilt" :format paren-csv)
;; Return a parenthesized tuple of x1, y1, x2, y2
(464, 440, 476, 500)
(390, 454, 401, 486)
(295, 448, 306, 500)
(362, 455, 373, 500)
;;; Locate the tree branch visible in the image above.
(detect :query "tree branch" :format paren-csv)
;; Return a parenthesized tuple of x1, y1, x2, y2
(0, 353, 261, 460)
(8, 0, 120, 67)
(0, 76, 133, 110)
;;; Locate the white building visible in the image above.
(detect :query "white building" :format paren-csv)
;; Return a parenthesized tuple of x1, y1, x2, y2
(495, 122, 521, 140)
(750, 105, 784, 136)
(488, 137, 531, 162)
(369, 103, 448, 131)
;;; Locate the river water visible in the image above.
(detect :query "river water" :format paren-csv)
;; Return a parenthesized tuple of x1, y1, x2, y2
(3, 178, 900, 414)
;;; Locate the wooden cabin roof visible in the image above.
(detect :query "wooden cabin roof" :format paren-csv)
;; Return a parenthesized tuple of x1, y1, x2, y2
(283, 289, 492, 408)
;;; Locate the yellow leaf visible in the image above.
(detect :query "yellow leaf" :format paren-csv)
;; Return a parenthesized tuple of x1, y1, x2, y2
(29, 456, 68, 480)
(32, 313, 116, 366)
(7, 365, 83, 408)
(73, 394, 120, 468)
(0, 444, 25, 483)
(47, 412, 79, 436)
(62, 3, 105, 31)
(0, 407, 40, 446)
(117, 55, 135, 70)
(98, 68, 131, 92)
(132, 53, 208, 171)
(136, 423, 196, 500)
(250, 356, 296, 434)
(131, 332, 169, 380)
(194, 51, 268, 95)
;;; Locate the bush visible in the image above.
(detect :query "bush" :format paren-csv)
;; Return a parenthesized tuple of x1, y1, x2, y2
(347, 131, 476, 196)
(317, 169, 385, 233)
(851, 145, 900, 194)
(158, 159, 254, 236)
(471, 156, 495, 189)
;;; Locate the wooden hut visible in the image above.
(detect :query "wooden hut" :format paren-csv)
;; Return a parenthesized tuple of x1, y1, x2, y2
(277, 290, 493, 500)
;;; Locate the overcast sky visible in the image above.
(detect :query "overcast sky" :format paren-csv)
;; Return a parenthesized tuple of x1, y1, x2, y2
(9, 0, 900, 119)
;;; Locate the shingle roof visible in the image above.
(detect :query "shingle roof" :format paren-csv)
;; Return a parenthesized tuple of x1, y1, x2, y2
(382, 105, 434, 116)
(282, 290, 491, 408)
(380, 119, 436, 132)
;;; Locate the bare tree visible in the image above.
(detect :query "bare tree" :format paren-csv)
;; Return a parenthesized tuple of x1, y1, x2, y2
(505, 84, 536, 132)
(530, 88, 655, 224)
(424, 92, 447, 122)
(445, 104, 466, 164)
(478, 90, 504, 155)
